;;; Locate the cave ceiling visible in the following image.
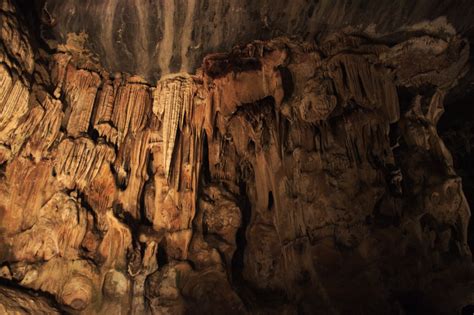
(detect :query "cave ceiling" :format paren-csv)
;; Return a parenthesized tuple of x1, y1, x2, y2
(31, 0, 474, 82)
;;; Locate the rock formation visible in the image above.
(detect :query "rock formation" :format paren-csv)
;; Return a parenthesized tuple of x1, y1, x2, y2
(0, 0, 473, 314)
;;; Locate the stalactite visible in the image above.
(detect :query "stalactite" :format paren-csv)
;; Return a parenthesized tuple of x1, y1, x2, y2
(0, 64, 30, 144)
(0, 3, 472, 313)
(55, 137, 115, 189)
(63, 68, 101, 137)
(153, 74, 194, 180)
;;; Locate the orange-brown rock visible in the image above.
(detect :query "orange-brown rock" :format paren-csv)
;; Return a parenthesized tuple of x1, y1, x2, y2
(0, 1, 473, 313)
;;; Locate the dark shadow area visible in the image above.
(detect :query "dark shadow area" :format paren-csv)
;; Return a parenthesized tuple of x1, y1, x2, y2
(231, 180, 252, 283)
(0, 277, 63, 312)
(278, 66, 294, 101)
(462, 304, 474, 315)
(439, 90, 474, 254)
(201, 131, 211, 184)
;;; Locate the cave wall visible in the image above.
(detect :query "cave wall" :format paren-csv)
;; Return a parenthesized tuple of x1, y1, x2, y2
(0, 0, 473, 314)
(29, 0, 474, 81)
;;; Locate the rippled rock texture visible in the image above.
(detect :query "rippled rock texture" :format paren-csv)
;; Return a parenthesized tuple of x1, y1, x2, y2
(0, 0, 473, 314)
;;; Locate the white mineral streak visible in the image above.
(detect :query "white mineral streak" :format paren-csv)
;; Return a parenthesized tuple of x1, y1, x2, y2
(157, 0, 175, 75)
(180, 0, 196, 72)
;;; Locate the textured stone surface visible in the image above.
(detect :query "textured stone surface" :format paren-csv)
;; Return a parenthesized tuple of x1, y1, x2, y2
(22, 0, 474, 82)
(0, 0, 473, 314)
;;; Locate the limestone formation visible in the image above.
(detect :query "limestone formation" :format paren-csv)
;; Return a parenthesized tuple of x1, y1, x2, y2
(0, 0, 473, 314)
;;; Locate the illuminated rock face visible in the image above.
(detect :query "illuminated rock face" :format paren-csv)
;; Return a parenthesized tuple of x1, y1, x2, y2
(0, 0, 473, 314)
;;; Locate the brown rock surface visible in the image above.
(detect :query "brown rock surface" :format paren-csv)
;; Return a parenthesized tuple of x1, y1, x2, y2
(0, 1, 473, 314)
